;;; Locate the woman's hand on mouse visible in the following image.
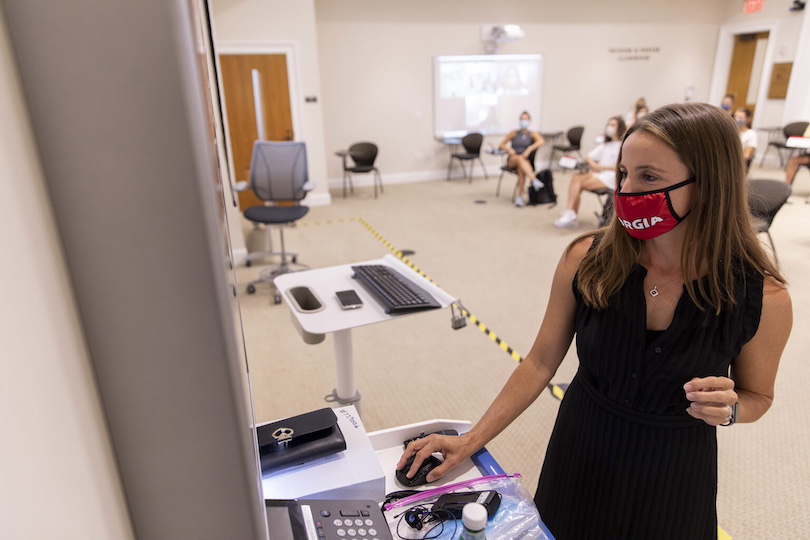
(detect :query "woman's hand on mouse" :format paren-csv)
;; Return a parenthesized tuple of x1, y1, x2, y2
(395, 434, 479, 483)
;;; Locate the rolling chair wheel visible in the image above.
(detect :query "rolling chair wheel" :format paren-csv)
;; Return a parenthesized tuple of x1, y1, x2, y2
(247, 284, 256, 294)
(245, 260, 252, 267)
(273, 293, 282, 304)
(292, 255, 297, 264)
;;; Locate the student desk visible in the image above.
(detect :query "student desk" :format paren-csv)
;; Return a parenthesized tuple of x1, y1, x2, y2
(786, 136, 810, 150)
(274, 255, 456, 415)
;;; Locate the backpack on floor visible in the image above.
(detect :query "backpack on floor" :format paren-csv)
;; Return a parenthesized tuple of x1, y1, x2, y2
(528, 169, 557, 206)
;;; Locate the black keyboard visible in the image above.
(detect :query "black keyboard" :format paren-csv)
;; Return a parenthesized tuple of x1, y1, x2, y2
(351, 264, 441, 314)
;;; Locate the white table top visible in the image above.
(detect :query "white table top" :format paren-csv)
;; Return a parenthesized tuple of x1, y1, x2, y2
(786, 136, 810, 149)
(274, 254, 457, 336)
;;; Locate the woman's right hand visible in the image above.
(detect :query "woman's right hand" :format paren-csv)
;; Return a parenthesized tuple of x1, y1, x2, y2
(395, 433, 479, 483)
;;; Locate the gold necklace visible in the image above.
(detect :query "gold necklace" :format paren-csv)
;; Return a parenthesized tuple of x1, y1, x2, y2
(648, 276, 682, 297)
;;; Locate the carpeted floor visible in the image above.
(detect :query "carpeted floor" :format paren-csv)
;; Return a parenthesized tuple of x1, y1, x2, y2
(236, 164, 810, 539)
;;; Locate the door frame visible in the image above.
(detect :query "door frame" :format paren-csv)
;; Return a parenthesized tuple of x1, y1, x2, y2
(213, 41, 304, 190)
(709, 20, 779, 129)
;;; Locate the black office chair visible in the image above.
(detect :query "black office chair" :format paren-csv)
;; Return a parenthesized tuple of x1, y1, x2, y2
(548, 126, 585, 169)
(799, 160, 810, 203)
(594, 188, 613, 227)
(242, 141, 312, 304)
(759, 121, 809, 168)
(342, 142, 383, 198)
(748, 179, 791, 264)
(745, 154, 754, 175)
(447, 132, 487, 182)
(496, 148, 537, 199)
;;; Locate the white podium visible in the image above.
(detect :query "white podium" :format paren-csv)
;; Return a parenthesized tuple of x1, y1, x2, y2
(274, 255, 456, 414)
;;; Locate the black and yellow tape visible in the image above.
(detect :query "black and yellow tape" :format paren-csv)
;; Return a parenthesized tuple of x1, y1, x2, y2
(295, 217, 359, 227)
(547, 383, 568, 401)
(293, 215, 574, 398)
(356, 218, 525, 364)
(456, 306, 524, 363)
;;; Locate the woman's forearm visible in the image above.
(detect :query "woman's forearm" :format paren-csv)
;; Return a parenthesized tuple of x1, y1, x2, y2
(464, 358, 554, 450)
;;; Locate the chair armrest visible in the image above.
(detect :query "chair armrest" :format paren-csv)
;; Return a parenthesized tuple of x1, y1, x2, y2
(303, 181, 316, 192)
(234, 181, 249, 192)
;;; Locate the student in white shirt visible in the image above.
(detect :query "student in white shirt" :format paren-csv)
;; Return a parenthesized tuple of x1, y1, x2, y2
(554, 116, 627, 229)
(735, 108, 757, 173)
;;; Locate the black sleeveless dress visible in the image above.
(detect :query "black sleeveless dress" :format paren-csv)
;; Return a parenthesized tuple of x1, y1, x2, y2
(534, 264, 763, 540)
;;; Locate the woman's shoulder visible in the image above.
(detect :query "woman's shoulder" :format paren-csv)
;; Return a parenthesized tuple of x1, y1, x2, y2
(565, 234, 598, 265)
(762, 275, 790, 305)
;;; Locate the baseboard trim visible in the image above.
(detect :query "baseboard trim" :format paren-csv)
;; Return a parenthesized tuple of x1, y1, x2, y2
(231, 247, 249, 267)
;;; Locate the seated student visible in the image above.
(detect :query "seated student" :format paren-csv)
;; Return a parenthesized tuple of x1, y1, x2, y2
(720, 93, 736, 114)
(554, 116, 627, 228)
(499, 111, 545, 207)
(624, 97, 648, 127)
(735, 108, 757, 172)
(785, 153, 810, 185)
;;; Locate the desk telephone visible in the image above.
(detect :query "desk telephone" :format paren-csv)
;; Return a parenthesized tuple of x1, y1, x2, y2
(265, 499, 393, 540)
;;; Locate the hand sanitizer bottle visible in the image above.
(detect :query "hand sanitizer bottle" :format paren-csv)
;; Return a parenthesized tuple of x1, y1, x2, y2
(460, 502, 488, 539)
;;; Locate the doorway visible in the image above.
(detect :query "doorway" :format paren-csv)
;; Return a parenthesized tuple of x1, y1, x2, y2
(725, 31, 770, 120)
(219, 53, 294, 210)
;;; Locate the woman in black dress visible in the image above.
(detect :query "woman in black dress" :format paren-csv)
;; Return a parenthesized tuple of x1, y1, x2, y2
(397, 103, 792, 539)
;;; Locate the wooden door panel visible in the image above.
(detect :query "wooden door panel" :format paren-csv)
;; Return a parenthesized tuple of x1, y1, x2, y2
(726, 32, 769, 120)
(219, 54, 293, 210)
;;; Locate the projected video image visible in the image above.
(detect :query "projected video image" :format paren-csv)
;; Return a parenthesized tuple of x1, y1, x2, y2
(434, 54, 543, 139)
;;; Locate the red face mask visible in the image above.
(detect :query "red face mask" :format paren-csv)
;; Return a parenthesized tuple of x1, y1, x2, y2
(613, 178, 695, 240)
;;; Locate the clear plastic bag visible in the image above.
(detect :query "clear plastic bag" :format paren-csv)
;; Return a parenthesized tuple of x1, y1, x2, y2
(383, 474, 551, 540)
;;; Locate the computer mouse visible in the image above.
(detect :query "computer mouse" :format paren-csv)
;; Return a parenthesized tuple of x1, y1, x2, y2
(396, 454, 442, 487)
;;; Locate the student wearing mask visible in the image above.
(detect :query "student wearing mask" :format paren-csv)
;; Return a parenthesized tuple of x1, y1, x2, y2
(499, 111, 545, 207)
(720, 93, 736, 114)
(398, 103, 792, 540)
(554, 116, 626, 228)
(624, 97, 648, 127)
(735, 108, 757, 172)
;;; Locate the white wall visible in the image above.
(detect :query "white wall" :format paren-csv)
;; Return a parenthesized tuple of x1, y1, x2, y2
(211, 0, 331, 206)
(316, 18, 719, 182)
(210, 0, 806, 192)
(315, 0, 728, 184)
(784, 5, 810, 122)
(712, 1, 808, 129)
(0, 10, 133, 539)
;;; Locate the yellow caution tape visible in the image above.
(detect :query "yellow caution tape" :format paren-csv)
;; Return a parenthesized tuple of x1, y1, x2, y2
(548, 384, 567, 401)
(356, 218, 525, 365)
(300, 216, 575, 398)
(295, 217, 358, 227)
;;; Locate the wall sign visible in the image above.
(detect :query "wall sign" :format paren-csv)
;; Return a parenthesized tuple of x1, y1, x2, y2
(744, 0, 764, 14)
(609, 47, 661, 62)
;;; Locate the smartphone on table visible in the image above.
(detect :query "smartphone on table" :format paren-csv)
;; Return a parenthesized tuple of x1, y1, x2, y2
(336, 289, 363, 310)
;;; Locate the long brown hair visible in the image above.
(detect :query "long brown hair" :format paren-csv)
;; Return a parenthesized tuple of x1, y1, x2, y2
(575, 102, 785, 313)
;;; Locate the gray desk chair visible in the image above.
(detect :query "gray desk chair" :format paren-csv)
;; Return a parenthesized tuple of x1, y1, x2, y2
(342, 142, 383, 198)
(241, 141, 313, 304)
(759, 121, 809, 168)
(447, 132, 487, 182)
(496, 148, 537, 200)
(748, 179, 792, 264)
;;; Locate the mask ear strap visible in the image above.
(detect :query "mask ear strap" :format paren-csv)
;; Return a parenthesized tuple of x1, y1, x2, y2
(665, 178, 696, 222)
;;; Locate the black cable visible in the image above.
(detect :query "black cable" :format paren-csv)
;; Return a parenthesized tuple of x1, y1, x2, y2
(384, 489, 422, 507)
(394, 506, 456, 540)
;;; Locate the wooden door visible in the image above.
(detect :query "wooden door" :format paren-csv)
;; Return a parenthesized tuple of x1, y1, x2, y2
(219, 54, 294, 210)
(726, 31, 769, 120)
